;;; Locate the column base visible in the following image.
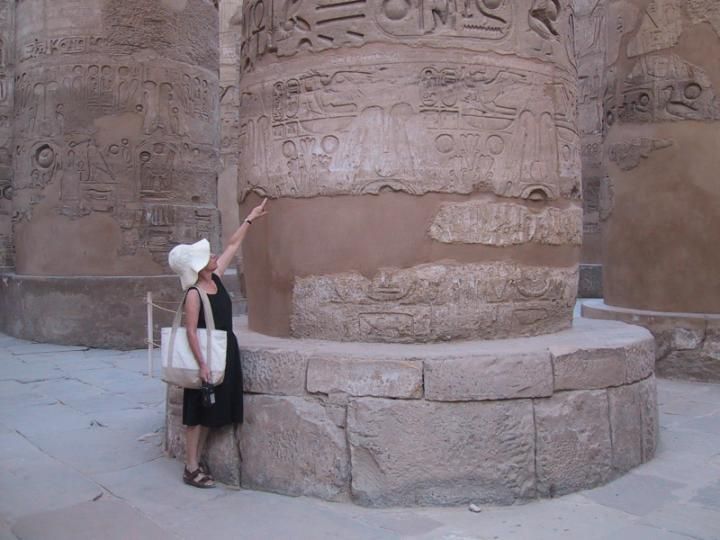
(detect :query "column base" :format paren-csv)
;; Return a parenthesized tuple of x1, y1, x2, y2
(582, 299, 720, 382)
(578, 264, 603, 298)
(166, 316, 659, 506)
(0, 273, 181, 349)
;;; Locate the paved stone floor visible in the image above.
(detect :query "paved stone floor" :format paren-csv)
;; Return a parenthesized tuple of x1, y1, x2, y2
(0, 330, 719, 540)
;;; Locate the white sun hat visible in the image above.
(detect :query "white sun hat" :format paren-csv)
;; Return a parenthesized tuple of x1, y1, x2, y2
(168, 238, 211, 290)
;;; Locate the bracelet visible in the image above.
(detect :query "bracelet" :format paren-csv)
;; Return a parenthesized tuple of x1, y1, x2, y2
(245, 219, 252, 225)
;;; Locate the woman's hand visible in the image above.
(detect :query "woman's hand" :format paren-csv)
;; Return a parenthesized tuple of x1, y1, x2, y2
(247, 198, 269, 222)
(198, 362, 210, 383)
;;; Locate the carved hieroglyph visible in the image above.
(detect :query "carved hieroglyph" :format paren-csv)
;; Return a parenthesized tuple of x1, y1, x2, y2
(239, 60, 579, 201)
(0, 0, 14, 268)
(238, 0, 580, 203)
(429, 200, 582, 246)
(608, 138, 673, 171)
(12, 0, 220, 272)
(292, 263, 578, 342)
(238, 0, 581, 341)
(239, 0, 577, 74)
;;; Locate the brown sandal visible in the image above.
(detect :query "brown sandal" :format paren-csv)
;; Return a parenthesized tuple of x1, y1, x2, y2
(198, 461, 215, 483)
(183, 467, 215, 488)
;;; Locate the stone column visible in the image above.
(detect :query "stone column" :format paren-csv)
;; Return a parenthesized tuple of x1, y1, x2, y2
(237, 0, 583, 342)
(0, 0, 14, 270)
(219, 0, 242, 245)
(163, 0, 655, 506)
(583, 0, 720, 381)
(2, 0, 221, 347)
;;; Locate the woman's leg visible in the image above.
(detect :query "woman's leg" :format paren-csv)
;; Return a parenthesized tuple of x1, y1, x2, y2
(185, 425, 202, 471)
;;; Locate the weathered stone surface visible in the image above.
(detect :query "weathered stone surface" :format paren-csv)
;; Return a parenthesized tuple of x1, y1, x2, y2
(638, 375, 659, 461)
(306, 356, 422, 399)
(535, 390, 612, 497)
(429, 201, 582, 246)
(608, 383, 643, 472)
(578, 264, 603, 298)
(241, 349, 307, 396)
(626, 0, 683, 58)
(623, 338, 656, 385)
(238, 0, 577, 79)
(347, 398, 536, 506)
(291, 263, 577, 343)
(553, 348, 627, 391)
(0, 0, 13, 270)
(240, 395, 350, 501)
(204, 424, 241, 487)
(0, 273, 176, 349)
(656, 350, 720, 383)
(686, 0, 720, 36)
(672, 327, 704, 351)
(164, 385, 185, 460)
(583, 301, 720, 382)
(424, 352, 553, 401)
(608, 139, 673, 171)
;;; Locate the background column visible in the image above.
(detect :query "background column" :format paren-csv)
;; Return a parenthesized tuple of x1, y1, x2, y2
(583, 0, 720, 381)
(1, 0, 221, 348)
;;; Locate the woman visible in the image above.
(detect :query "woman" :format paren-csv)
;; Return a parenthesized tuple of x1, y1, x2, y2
(168, 198, 268, 488)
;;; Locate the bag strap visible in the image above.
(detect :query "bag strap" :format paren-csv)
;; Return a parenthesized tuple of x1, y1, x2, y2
(166, 285, 217, 373)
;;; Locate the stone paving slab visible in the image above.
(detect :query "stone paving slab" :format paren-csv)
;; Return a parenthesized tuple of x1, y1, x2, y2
(583, 472, 684, 517)
(11, 499, 176, 540)
(22, 426, 163, 475)
(1, 329, 720, 539)
(639, 502, 720, 540)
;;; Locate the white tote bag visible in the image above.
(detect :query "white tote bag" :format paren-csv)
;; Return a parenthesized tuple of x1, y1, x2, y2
(161, 287, 227, 389)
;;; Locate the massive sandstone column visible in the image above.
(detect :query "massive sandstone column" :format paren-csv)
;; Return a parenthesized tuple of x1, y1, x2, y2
(166, 0, 657, 507)
(583, 0, 720, 381)
(219, 0, 242, 246)
(1, 0, 220, 347)
(237, 0, 583, 342)
(0, 0, 14, 270)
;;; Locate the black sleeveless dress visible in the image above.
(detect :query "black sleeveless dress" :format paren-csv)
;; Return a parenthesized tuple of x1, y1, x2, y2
(182, 273, 243, 427)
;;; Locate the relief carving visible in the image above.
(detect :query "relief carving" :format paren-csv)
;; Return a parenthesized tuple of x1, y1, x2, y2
(14, 64, 218, 143)
(614, 54, 719, 123)
(608, 138, 673, 171)
(291, 262, 578, 342)
(238, 62, 579, 201)
(626, 0, 683, 58)
(685, 0, 720, 38)
(428, 200, 582, 246)
(238, 0, 576, 74)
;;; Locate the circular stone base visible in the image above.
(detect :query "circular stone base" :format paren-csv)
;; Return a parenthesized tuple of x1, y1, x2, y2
(166, 316, 658, 507)
(583, 299, 720, 382)
(0, 273, 181, 349)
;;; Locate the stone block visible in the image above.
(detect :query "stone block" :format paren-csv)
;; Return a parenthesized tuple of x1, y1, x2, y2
(657, 350, 720, 383)
(608, 384, 642, 472)
(672, 327, 704, 351)
(638, 375, 659, 461)
(578, 264, 603, 299)
(240, 395, 350, 501)
(552, 348, 627, 391)
(424, 352, 553, 401)
(535, 390, 613, 497)
(623, 338, 656, 384)
(703, 325, 720, 361)
(204, 424, 241, 487)
(306, 356, 422, 398)
(241, 349, 307, 396)
(347, 398, 535, 506)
